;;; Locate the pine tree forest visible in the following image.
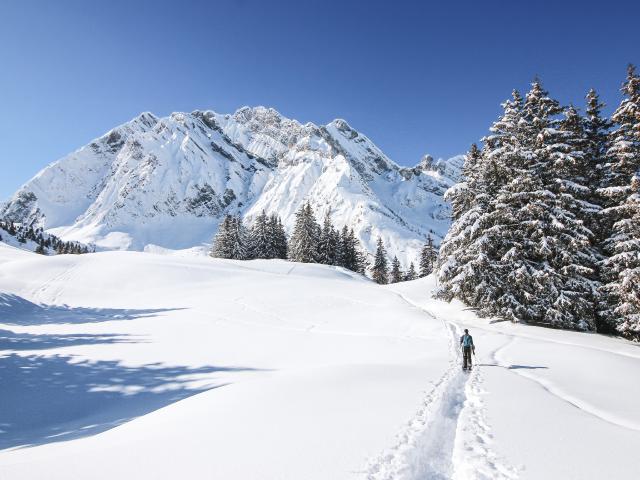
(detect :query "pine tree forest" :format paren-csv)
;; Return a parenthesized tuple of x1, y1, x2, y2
(437, 66, 640, 340)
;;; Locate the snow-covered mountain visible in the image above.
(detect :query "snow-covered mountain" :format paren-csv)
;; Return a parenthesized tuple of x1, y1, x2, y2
(1, 107, 462, 265)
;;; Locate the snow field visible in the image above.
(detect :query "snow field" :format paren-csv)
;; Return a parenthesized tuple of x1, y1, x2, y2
(0, 245, 448, 479)
(391, 278, 640, 480)
(1, 244, 638, 479)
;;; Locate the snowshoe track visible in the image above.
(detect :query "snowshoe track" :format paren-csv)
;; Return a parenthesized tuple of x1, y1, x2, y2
(366, 295, 517, 480)
(365, 323, 465, 480)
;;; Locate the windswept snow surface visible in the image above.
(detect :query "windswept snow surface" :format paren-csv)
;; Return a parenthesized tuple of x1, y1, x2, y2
(0, 245, 638, 479)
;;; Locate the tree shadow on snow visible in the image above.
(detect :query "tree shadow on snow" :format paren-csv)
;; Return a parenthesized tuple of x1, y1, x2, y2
(0, 329, 141, 351)
(0, 293, 183, 326)
(0, 353, 261, 450)
(477, 363, 548, 370)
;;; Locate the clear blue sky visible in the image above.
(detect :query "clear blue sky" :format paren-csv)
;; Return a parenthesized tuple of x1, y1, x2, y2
(1, 0, 638, 200)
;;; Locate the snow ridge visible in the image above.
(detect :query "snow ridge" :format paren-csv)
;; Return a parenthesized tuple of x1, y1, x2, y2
(1, 107, 462, 265)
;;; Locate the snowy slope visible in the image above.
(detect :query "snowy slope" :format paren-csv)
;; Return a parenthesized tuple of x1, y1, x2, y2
(0, 245, 449, 479)
(1, 107, 461, 265)
(0, 247, 638, 479)
(385, 279, 640, 480)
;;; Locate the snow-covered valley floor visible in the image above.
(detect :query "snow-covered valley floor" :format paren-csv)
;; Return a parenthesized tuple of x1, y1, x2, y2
(0, 243, 638, 479)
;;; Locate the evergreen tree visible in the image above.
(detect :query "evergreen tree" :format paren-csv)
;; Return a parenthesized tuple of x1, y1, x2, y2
(354, 237, 369, 275)
(341, 227, 358, 271)
(371, 237, 389, 284)
(451, 143, 482, 221)
(390, 256, 403, 283)
(317, 212, 338, 265)
(230, 215, 249, 260)
(437, 96, 516, 308)
(211, 215, 234, 259)
(584, 89, 611, 200)
(335, 225, 349, 268)
(438, 82, 599, 331)
(599, 65, 640, 339)
(248, 210, 271, 259)
(540, 105, 600, 329)
(420, 234, 438, 277)
(269, 214, 288, 259)
(289, 202, 320, 263)
(331, 227, 342, 265)
(211, 215, 248, 260)
(338, 227, 367, 273)
(405, 262, 418, 281)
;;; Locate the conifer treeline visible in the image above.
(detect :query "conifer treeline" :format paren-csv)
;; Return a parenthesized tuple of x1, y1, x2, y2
(211, 203, 368, 274)
(437, 65, 640, 340)
(370, 233, 438, 284)
(0, 220, 92, 255)
(211, 212, 287, 260)
(210, 203, 440, 282)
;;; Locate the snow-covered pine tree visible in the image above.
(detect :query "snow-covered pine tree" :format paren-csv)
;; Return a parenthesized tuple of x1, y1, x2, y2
(338, 227, 366, 273)
(269, 214, 288, 259)
(599, 65, 640, 339)
(584, 89, 612, 209)
(419, 234, 438, 277)
(288, 202, 320, 263)
(330, 227, 342, 265)
(248, 210, 271, 259)
(347, 228, 368, 275)
(340, 226, 356, 270)
(475, 81, 595, 329)
(504, 83, 598, 328)
(439, 82, 600, 330)
(439, 89, 530, 318)
(581, 91, 613, 316)
(229, 215, 249, 260)
(317, 212, 338, 265)
(354, 241, 369, 275)
(537, 104, 601, 330)
(211, 215, 234, 258)
(437, 131, 509, 311)
(405, 262, 417, 281)
(390, 256, 403, 283)
(451, 143, 482, 221)
(336, 225, 349, 268)
(371, 237, 389, 285)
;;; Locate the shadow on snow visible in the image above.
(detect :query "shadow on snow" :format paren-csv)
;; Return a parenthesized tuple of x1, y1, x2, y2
(0, 294, 260, 450)
(0, 353, 261, 450)
(477, 363, 549, 370)
(0, 293, 183, 326)
(0, 329, 141, 351)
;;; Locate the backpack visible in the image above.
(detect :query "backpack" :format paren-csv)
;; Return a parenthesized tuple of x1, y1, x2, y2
(462, 334, 473, 347)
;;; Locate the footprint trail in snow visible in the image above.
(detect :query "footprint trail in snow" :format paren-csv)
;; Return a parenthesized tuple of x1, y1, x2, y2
(366, 312, 517, 480)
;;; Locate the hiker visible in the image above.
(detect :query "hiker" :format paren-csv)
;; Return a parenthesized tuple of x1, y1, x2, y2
(460, 329, 475, 370)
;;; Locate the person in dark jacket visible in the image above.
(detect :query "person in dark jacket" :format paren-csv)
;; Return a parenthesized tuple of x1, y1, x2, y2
(460, 329, 475, 370)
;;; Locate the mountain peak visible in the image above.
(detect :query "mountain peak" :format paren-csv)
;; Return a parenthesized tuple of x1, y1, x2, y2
(2, 106, 461, 265)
